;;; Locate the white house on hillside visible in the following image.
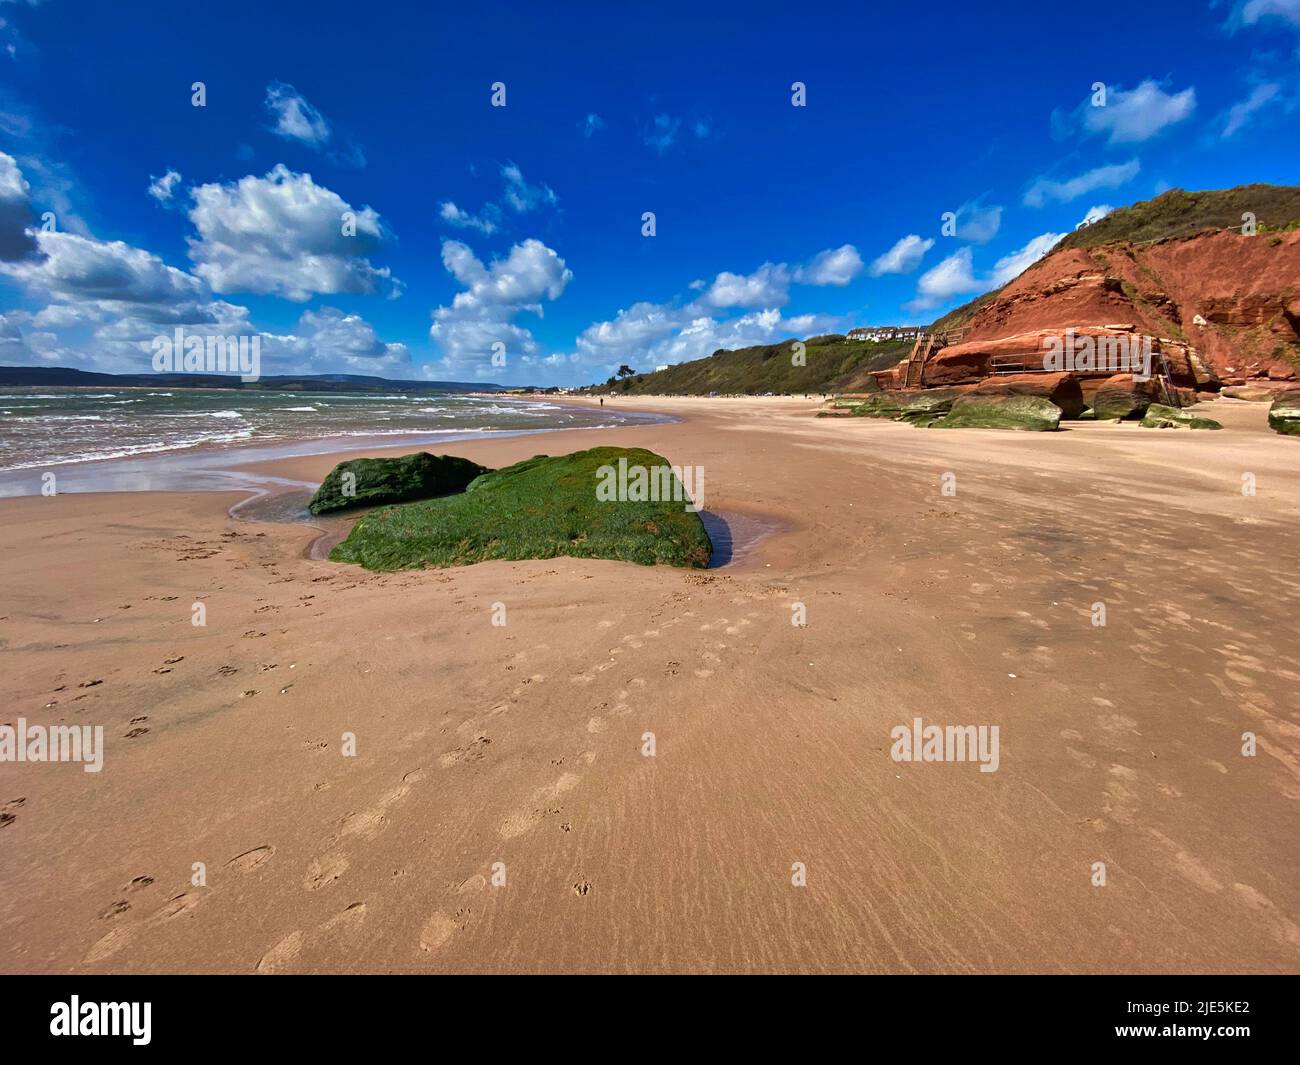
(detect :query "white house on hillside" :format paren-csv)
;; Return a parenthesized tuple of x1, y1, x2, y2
(847, 326, 921, 343)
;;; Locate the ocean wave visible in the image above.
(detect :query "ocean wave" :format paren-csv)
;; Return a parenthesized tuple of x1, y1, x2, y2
(0, 428, 256, 471)
(276, 406, 318, 412)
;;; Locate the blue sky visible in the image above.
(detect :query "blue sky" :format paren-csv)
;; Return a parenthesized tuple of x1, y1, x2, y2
(0, 0, 1297, 385)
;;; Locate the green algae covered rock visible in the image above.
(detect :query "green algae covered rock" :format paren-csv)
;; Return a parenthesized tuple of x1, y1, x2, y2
(1140, 404, 1223, 430)
(1268, 390, 1300, 436)
(331, 447, 712, 571)
(309, 452, 491, 514)
(932, 394, 1062, 431)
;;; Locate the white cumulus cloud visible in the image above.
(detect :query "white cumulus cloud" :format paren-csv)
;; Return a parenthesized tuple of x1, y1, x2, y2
(0, 150, 37, 260)
(794, 244, 864, 286)
(187, 165, 396, 301)
(430, 238, 572, 376)
(869, 234, 933, 277)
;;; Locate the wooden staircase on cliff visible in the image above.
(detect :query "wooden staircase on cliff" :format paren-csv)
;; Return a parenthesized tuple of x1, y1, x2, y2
(902, 329, 964, 387)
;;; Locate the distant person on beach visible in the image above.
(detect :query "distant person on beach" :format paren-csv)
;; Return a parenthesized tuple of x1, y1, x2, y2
(600, 397, 604, 407)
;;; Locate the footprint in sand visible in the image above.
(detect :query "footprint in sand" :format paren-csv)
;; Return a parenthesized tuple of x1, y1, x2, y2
(1065, 747, 1098, 770)
(225, 845, 275, 874)
(256, 930, 304, 973)
(339, 807, 387, 841)
(304, 853, 349, 891)
(319, 902, 369, 942)
(439, 735, 491, 768)
(499, 773, 580, 840)
(419, 911, 459, 952)
(154, 892, 201, 921)
(1, 796, 24, 828)
(84, 926, 137, 964)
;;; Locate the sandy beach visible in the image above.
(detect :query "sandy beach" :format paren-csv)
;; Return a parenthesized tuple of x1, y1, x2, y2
(2, 395, 1298, 974)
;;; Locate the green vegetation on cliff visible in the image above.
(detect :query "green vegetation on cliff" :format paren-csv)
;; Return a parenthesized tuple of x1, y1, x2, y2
(596, 335, 912, 395)
(331, 447, 712, 571)
(1058, 184, 1300, 251)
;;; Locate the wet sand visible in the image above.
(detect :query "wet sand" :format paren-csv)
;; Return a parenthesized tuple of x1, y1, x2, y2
(2, 395, 1298, 973)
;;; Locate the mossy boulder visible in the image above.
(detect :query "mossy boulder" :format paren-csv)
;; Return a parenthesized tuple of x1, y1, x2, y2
(1140, 404, 1223, 430)
(330, 446, 712, 571)
(1092, 374, 1158, 421)
(932, 394, 1062, 431)
(1268, 389, 1300, 435)
(973, 372, 1085, 419)
(850, 388, 964, 421)
(309, 452, 490, 514)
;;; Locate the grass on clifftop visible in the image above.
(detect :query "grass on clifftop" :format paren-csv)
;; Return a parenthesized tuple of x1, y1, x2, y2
(1058, 184, 1300, 250)
(330, 446, 712, 571)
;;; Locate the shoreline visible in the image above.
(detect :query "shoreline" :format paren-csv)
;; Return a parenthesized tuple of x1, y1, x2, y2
(0, 403, 677, 500)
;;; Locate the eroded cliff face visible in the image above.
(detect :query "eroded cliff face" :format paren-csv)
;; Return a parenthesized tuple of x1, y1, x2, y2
(916, 228, 1300, 387)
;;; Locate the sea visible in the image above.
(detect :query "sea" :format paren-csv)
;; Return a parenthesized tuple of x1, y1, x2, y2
(0, 387, 662, 500)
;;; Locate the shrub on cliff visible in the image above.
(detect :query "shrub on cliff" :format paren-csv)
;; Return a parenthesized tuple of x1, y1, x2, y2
(330, 447, 712, 571)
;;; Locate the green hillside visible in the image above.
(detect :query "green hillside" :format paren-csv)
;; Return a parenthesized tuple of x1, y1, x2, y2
(593, 335, 912, 395)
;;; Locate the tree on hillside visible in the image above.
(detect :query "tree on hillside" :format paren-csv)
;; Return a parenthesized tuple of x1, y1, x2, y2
(616, 364, 637, 378)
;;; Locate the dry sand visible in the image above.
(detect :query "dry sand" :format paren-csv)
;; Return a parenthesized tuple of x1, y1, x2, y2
(2, 395, 1298, 973)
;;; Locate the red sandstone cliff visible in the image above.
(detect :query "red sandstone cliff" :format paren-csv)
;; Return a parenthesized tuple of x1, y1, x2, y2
(891, 187, 1300, 391)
